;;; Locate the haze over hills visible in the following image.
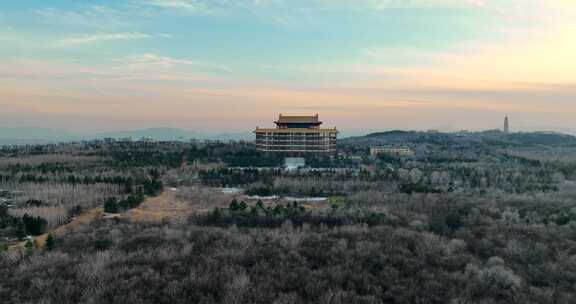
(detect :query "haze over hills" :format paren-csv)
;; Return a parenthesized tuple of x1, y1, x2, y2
(0, 127, 253, 145)
(90, 128, 252, 142)
(0, 128, 77, 145)
(2, 126, 576, 147)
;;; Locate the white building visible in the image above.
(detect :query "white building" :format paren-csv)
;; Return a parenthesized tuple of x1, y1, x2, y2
(284, 157, 306, 170)
(370, 147, 414, 158)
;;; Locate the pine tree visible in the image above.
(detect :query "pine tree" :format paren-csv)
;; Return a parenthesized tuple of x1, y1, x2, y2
(239, 201, 248, 212)
(104, 198, 119, 213)
(249, 206, 258, 217)
(22, 214, 46, 236)
(0, 204, 8, 217)
(45, 234, 55, 251)
(25, 238, 35, 254)
(15, 220, 26, 239)
(124, 178, 134, 194)
(229, 199, 240, 211)
(256, 200, 265, 210)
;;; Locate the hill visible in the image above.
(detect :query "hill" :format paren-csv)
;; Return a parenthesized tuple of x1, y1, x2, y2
(341, 130, 576, 148)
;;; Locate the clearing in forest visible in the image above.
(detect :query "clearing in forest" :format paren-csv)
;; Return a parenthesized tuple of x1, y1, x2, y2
(126, 189, 193, 224)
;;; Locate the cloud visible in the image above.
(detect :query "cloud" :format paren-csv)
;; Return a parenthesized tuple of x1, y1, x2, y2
(54, 32, 166, 46)
(139, 0, 202, 11)
(0, 55, 228, 92)
(3, 0, 576, 132)
(127, 53, 232, 72)
(35, 6, 136, 29)
(127, 53, 195, 68)
(136, 0, 485, 13)
(300, 0, 482, 11)
(2, 55, 575, 133)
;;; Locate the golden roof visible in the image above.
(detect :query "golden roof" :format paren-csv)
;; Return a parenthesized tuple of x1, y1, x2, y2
(255, 128, 338, 134)
(275, 114, 321, 124)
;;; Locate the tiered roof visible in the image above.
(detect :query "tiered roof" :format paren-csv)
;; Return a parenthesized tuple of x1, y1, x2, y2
(275, 114, 321, 125)
(255, 127, 338, 133)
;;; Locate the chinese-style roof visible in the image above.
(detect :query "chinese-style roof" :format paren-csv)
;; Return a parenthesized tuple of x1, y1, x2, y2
(255, 127, 338, 134)
(275, 114, 321, 124)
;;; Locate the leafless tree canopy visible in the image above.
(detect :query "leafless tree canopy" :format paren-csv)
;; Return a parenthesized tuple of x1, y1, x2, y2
(2, 135, 576, 303)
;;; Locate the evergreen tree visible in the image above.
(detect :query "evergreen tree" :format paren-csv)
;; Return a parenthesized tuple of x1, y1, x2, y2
(15, 220, 26, 239)
(22, 214, 46, 236)
(239, 201, 248, 212)
(24, 238, 35, 253)
(255, 200, 265, 210)
(143, 178, 164, 196)
(45, 234, 55, 251)
(249, 206, 258, 217)
(104, 198, 119, 213)
(124, 178, 134, 194)
(229, 199, 240, 211)
(0, 204, 8, 217)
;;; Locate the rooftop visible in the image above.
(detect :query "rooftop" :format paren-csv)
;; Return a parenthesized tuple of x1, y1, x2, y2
(275, 114, 321, 124)
(255, 127, 338, 133)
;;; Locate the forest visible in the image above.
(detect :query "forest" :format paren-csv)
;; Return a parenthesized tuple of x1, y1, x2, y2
(2, 133, 576, 303)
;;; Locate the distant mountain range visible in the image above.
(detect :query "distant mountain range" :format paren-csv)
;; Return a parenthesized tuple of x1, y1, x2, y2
(2, 127, 576, 147)
(0, 127, 252, 145)
(88, 128, 252, 141)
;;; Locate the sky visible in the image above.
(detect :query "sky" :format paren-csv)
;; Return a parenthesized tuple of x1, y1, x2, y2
(1, 0, 575, 135)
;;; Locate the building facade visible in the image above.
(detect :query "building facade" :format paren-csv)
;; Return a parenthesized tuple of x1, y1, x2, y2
(255, 114, 338, 155)
(370, 147, 414, 157)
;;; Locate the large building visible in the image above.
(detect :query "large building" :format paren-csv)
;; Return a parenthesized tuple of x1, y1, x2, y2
(255, 114, 338, 155)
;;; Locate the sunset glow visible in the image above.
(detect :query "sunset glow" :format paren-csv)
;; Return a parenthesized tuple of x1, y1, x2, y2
(1, 1, 575, 134)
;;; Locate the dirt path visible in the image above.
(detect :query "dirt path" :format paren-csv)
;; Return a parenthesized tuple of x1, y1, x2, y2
(126, 188, 192, 224)
(9, 188, 229, 251)
(10, 207, 103, 250)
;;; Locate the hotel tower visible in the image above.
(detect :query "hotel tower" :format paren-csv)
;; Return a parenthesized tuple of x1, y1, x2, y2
(255, 114, 338, 155)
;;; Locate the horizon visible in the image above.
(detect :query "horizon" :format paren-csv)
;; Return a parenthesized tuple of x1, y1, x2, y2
(2, 118, 576, 139)
(2, 124, 576, 145)
(1, 1, 575, 132)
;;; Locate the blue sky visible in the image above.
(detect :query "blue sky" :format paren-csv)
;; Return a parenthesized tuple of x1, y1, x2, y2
(2, 1, 491, 68)
(1, 1, 575, 133)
